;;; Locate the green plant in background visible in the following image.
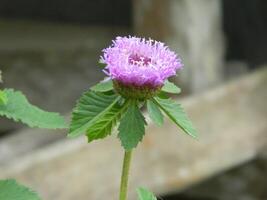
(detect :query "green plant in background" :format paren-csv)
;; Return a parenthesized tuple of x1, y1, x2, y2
(69, 36, 197, 200)
(0, 180, 41, 200)
(0, 72, 66, 129)
(137, 187, 157, 200)
(0, 89, 66, 129)
(0, 71, 67, 200)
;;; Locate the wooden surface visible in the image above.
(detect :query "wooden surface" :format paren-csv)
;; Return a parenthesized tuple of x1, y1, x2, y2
(134, 0, 224, 92)
(0, 68, 267, 200)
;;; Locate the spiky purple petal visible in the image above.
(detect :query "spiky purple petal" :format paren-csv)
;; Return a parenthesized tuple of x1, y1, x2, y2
(102, 36, 183, 88)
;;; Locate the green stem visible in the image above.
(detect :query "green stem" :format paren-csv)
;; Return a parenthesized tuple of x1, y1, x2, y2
(119, 150, 133, 200)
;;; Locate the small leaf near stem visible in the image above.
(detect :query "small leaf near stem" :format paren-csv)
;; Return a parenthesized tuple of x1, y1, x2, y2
(161, 80, 181, 94)
(153, 97, 197, 138)
(137, 187, 157, 200)
(91, 79, 113, 92)
(147, 100, 163, 126)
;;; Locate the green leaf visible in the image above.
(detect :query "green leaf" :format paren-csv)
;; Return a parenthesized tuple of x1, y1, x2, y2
(69, 90, 121, 138)
(156, 91, 169, 99)
(161, 80, 181, 94)
(118, 101, 146, 150)
(153, 97, 197, 138)
(0, 179, 41, 200)
(147, 100, 163, 126)
(0, 89, 67, 129)
(0, 90, 8, 105)
(137, 187, 157, 200)
(86, 98, 129, 142)
(91, 79, 114, 92)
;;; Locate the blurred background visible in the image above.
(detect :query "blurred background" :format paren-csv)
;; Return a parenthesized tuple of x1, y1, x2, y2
(0, 0, 266, 200)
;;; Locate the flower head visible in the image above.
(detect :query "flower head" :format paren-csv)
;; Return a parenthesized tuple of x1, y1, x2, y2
(101, 36, 182, 99)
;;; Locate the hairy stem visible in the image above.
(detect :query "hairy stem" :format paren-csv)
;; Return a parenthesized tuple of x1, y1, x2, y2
(119, 150, 133, 200)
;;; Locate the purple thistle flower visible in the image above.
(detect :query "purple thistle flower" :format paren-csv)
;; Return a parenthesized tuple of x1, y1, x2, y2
(102, 36, 183, 88)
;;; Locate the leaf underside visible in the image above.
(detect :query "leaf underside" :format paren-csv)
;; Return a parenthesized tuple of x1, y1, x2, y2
(153, 97, 197, 138)
(147, 100, 163, 126)
(69, 90, 121, 138)
(0, 89, 67, 129)
(161, 80, 181, 94)
(137, 187, 157, 200)
(0, 179, 41, 200)
(118, 101, 146, 150)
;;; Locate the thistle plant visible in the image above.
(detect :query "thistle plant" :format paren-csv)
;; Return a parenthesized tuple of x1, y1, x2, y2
(69, 36, 196, 199)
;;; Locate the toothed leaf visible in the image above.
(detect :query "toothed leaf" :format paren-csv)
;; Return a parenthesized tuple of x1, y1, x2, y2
(118, 101, 146, 150)
(147, 100, 163, 126)
(0, 89, 67, 129)
(69, 90, 121, 138)
(153, 97, 197, 138)
(86, 98, 128, 142)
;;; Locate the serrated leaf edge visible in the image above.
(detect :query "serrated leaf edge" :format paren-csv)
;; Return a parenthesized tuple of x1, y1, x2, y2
(86, 99, 130, 142)
(69, 92, 121, 138)
(147, 100, 164, 126)
(0, 89, 67, 129)
(118, 101, 147, 150)
(152, 97, 197, 138)
(0, 179, 41, 200)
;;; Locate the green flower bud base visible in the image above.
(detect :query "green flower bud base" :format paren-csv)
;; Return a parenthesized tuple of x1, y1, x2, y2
(113, 80, 162, 100)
